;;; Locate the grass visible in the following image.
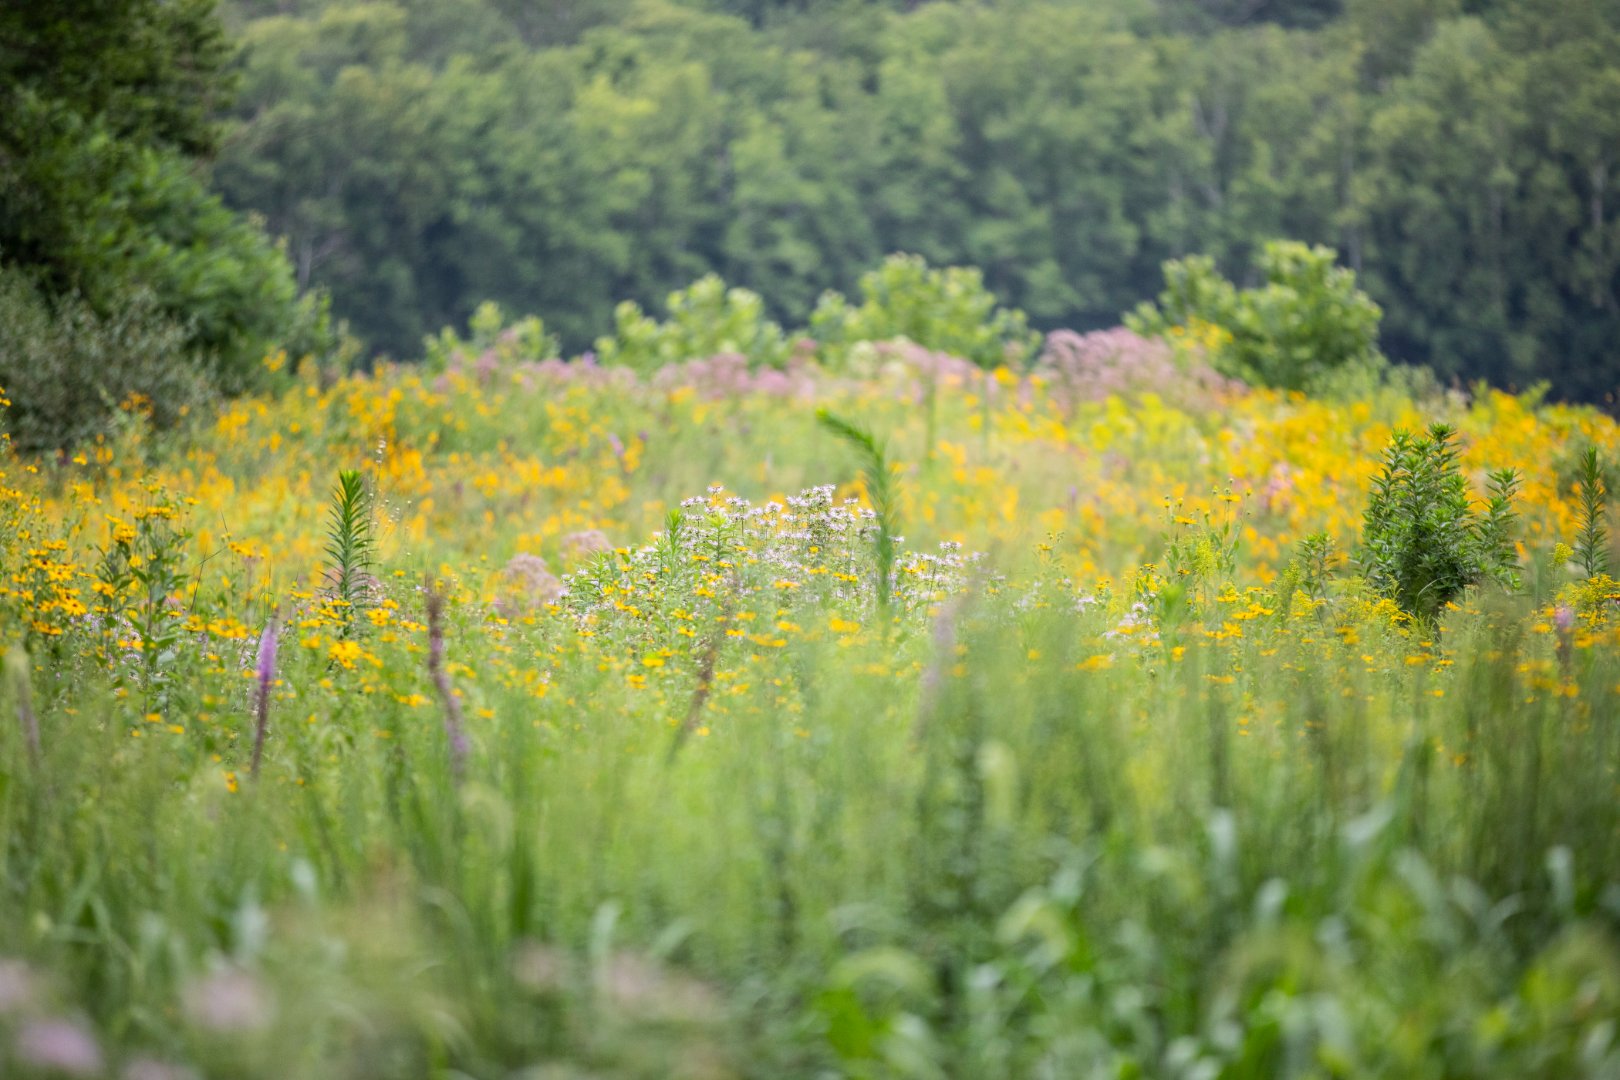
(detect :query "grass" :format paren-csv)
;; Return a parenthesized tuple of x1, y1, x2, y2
(1, 352, 1619, 1078)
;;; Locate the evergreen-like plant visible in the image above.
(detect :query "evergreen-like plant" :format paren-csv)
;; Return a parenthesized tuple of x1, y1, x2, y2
(1573, 445, 1610, 578)
(324, 469, 374, 635)
(816, 409, 899, 611)
(1359, 423, 1519, 625)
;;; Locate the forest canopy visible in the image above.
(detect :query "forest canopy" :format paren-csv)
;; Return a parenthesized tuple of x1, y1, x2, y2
(204, 0, 1620, 399)
(4, 0, 1620, 447)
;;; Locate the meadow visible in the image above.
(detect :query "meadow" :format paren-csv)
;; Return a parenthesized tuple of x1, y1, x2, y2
(3, 332, 1620, 1078)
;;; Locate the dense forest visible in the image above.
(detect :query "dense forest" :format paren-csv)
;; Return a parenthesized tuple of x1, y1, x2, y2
(206, 0, 1620, 396)
(4, 0, 1620, 437)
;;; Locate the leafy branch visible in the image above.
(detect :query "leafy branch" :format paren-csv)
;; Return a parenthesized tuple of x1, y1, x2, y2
(325, 469, 374, 636)
(817, 409, 899, 612)
(1574, 446, 1609, 578)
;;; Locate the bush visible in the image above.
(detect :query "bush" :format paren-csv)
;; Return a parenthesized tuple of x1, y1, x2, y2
(811, 253, 1040, 371)
(0, 268, 214, 454)
(0, 96, 335, 449)
(595, 274, 792, 374)
(89, 148, 312, 394)
(1358, 422, 1520, 624)
(1128, 240, 1383, 392)
(423, 301, 560, 374)
(3, 99, 311, 395)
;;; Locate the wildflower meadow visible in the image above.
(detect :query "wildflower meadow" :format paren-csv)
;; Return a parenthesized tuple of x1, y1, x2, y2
(3, 326, 1620, 1078)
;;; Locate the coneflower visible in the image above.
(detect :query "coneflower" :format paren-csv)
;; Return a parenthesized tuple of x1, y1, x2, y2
(249, 618, 277, 779)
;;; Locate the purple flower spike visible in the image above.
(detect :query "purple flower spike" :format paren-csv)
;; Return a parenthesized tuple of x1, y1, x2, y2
(250, 617, 278, 779)
(255, 620, 278, 685)
(16, 1017, 103, 1076)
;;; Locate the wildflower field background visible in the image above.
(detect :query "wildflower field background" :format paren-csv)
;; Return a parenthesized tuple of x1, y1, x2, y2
(3, 328, 1620, 1078)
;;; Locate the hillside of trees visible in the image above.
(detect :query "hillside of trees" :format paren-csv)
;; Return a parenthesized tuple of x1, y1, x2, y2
(4, 0, 1619, 449)
(208, 0, 1620, 398)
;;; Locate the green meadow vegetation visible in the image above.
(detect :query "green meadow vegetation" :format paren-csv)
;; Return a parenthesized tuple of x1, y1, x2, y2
(4, 1, 1620, 1077)
(4, 305, 1620, 1075)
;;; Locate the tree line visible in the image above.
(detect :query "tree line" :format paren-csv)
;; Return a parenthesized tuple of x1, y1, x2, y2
(210, 0, 1620, 398)
(4, 0, 1619, 451)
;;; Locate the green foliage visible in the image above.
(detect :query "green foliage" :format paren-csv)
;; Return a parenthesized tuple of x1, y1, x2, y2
(423, 301, 560, 374)
(0, 0, 232, 160)
(4, 101, 306, 392)
(1359, 423, 1520, 624)
(0, 0, 322, 448)
(202, 0, 1620, 399)
(93, 490, 194, 712)
(1159, 491, 1242, 609)
(1129, 241, 1385, 392)
(0, 267, 214, 454)
(1574, 445, 1611, 578)
(816, 409, 899, 611)
(596, 274, 792, 374)
(324, 469, 374, 634)
(812, 254, 1040, 370)
(91, 147, 310, 392)
(1278, 530, 1339, 604)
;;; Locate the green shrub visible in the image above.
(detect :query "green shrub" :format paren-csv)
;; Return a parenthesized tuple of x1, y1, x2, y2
(1129, 240, 1383, 392)
(92, 148, 312, 394)
(3, 102, 312, 397)
(423, 301, 560, 373)
(1358, 422, 1520, 624)
(595, 274, 791, 374)
(811, 253, 1040, 371)
(0, 105, 334, 449)
(0, 267, 213, 454)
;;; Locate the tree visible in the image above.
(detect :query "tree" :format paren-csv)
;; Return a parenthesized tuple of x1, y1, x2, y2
(1129, 240, 1382, 391)
(1359, 18, 1538, 384)
(0, 0, 315, 449)
(199, 0, 1620, 400)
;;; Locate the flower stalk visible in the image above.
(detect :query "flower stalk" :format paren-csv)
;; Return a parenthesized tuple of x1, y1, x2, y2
(250, 618, 277, 779)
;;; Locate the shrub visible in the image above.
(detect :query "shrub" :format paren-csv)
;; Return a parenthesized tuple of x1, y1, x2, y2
(1, 93, 333, 449)
(811, 253, 1040, 371)
(595, 274, 791, 374)
(7, 123, 316, 398)
(0, 267, 213, 454)
(1358, 423, 1520, 624)
(94, 148, 312, 394)
(1128, 240, 1383, 392)
(422, 301, 560, 375)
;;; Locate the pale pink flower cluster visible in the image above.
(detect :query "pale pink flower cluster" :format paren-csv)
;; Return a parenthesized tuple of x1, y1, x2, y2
(1036, 328, 1236, 413)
